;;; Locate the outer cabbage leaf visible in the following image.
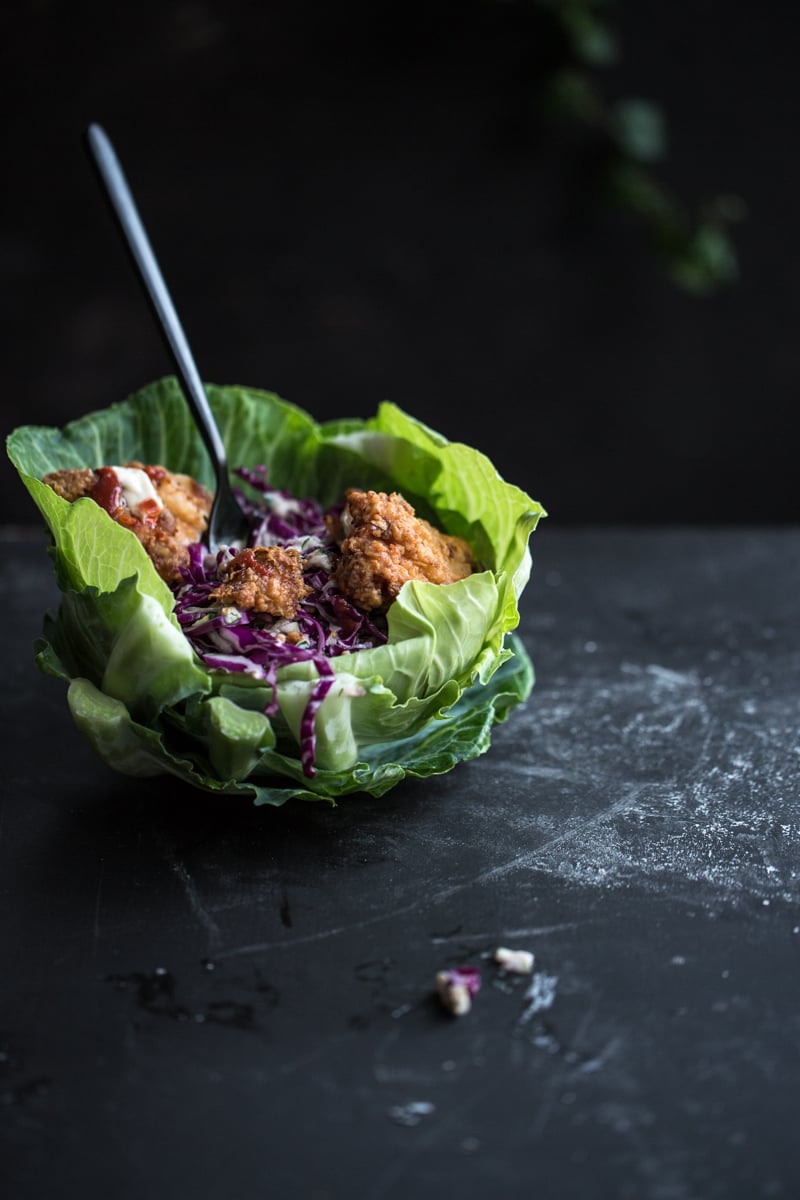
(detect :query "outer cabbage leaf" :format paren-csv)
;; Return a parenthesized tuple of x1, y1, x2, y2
(21, 477, 209, 721)
(65, 633, 534, 806)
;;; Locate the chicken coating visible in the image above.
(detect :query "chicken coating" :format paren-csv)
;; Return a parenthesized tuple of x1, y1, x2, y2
(209, 546, 310, 618)
(147, 464, 211, 546)
(42, 461, 212, 584)
(328, 489, 476, 612)
(43, 467, 97, 503)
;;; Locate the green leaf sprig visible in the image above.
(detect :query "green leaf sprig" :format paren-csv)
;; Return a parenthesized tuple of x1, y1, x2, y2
(533, 0, 744, 292)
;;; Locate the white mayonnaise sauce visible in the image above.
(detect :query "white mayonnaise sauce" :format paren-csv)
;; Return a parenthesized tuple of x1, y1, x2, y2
(111, 466, 163, 512)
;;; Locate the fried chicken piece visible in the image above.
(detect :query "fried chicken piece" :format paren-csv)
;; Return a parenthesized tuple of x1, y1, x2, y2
(210, 546, 310, 618)
(42, 462, 212, 584)
(328, 489, 476, 612)
(136, 462, 209, 546)
(42, 467, 97, 503)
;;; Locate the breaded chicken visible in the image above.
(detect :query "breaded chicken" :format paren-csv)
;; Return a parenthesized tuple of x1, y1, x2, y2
(209, 546, 309, 618)
(328, 489, 476, 612)
(42, 461, 212, 584)
(43, 467, 97, 503)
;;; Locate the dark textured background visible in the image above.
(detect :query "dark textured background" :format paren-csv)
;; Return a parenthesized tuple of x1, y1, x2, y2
(2, 0, 798, 523)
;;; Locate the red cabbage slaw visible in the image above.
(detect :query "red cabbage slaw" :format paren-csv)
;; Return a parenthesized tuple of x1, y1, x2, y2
(172, 468, 387, 778)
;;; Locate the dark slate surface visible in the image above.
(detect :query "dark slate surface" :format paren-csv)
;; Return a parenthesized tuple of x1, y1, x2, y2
(2, 528, 799, 1200)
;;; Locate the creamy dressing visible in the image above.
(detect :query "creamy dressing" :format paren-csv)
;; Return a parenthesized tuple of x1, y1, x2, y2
(111, 466, 163, 512)
(266, 493, 302, 518)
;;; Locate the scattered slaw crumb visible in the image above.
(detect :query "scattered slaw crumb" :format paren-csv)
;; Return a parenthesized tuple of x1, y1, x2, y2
(494, 946, 535, 974)
(435, 966, 481, 1016)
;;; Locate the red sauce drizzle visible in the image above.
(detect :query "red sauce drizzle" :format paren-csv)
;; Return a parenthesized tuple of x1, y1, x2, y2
(138, 498, 161, 527)
(90, 467, 124, 515)
(233, 549, 270, 578)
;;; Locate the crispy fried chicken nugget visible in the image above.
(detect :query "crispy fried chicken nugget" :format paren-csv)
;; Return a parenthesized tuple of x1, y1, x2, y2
(328, 489, 476, 613)
(42, 467, 97, 503)
(42, 462, 212, 584)
(210, 546, 310, 618)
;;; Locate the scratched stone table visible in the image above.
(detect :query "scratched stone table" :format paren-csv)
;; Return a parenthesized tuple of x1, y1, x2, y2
(2, 527, 799, 1200)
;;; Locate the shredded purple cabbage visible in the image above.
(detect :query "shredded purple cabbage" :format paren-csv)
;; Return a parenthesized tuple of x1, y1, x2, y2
(172, 468, 387, 778)
(442, 967, 482, 995)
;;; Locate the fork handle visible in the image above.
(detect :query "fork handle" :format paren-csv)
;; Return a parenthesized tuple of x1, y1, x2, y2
(85, 123, 229, 484)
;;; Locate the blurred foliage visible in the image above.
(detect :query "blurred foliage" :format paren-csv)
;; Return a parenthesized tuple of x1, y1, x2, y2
(530, 0, 743, 292)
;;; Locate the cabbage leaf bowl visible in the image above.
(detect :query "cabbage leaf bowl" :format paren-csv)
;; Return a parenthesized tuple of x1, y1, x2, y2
(7, 379, 545, 806)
